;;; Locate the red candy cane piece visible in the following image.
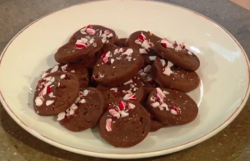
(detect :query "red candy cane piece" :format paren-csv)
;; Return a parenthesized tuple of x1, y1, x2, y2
(101, 51, 110, 63)
(138, 32, 146, 42)
(108, 109, 120, 118)
(104, 30, 111, 35)
(105, 118, 112, 132)
(86, 25, 93, 29)
(171, 106, 180, 115)
(181, 43, 186, 49)
(156, 88, 165, 102)
(118, 101, 127, 110)
(123, 94, 136, 101)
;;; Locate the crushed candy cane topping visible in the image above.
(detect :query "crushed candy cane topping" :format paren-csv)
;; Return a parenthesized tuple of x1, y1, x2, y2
(57, 103, 78, 121)
(135, 32, 155, 54)
(107, 101, 136, 120)
(160, 38, 193, 55)
(80, 25, 113, 43)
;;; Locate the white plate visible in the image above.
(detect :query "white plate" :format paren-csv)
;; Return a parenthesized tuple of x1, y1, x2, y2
(0, 0, 249, 159)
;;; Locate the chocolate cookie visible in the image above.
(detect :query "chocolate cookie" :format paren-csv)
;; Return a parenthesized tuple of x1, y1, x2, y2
(69, 25, 118, 44)
(150, 118, 165, 132)
(151, 57, 200, 93)
(33, 72, 80, 116)
(146, 88, 198, 125)
(99, 99, 151, 147)
(97, 77, 145, 103)
(57, 88, 104, 132)
(43, 63, 89, 89)
(154, 38, 200, 71)
(92, 47, 144, 87)
(126, 31, 161, 65)
(54, 35, 103, 64)
(115, 38, 127, 47)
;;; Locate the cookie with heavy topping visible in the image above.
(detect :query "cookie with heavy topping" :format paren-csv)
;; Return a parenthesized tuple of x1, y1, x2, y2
(33, 72, 80, 116)
(57, 88, 105, 132)
(92, 47, 144, 87)
(69, 25, 118, 44)
(126, 31, 161, 66)
(55, 35, 103, 64)
(44, 63, 89, 89)
(151, 57, 200, 93)
(98, 98, 151, 147)
(146, 88, 198, 125)
(97, 78, 145, 104)
(154, 38, 200, 71)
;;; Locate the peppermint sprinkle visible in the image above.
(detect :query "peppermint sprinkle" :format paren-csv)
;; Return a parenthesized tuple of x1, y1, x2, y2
(123, 93, 136, 101)
(144, 65, 151, 73)
(151, 102, 160, 108)
(46, 100, 54, 106)
(83, 90, 89, 96)
(109, 109, 120, 119)
(60, 74, 66, 79)
(161, 38, 174, 48)
(106, 118, 112, 132)
(111, 58, 115, 64)
(71, 70, 75, 73)
(42, 73, 48, 78)
(149, 56, 156, 61)
(128, 103, 135, 109)
(124, 79, 133, 85)
(160, 59, 166, 67)
(35, 97, 43, 106)
(139, 48, 147, 54)
(79, 99, 86, 104)
(61, 64, 68, 71)
(50, 65, 59, 73)
(120, 111, 129, 118)
(123, 49, 133, 56)
(163, 67, 173, 76)
(110, 88, 118, 93)
(57, 112, 66, 121)
(171, 106, 180, 115)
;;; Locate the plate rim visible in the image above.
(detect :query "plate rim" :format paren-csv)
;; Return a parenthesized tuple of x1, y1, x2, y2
(0, 0, 249, 159)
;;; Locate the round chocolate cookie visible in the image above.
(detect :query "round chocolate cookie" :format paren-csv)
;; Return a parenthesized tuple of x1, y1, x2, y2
(33, 72, 80, 116)
(146, 88, 198, 125)
(99, 99, 151, 147)
(92, 47, 144, 87)
(57, 88, 105, 132)
(97, 77, 145, 104)
(69, 25, 118, 44)
(154, 38, 200, 71)
(126, 31, 161, 65)
(151, 57, 200, 93)
(54, 35, 103, 64)
(43, 63, 89, 89)
(115, 38, 127, 47)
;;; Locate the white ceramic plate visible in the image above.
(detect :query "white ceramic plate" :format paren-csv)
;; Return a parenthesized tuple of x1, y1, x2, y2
(0, 0, 249, 159)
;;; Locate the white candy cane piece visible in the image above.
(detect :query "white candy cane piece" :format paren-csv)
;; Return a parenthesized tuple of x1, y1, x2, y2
(35, 97, 43, 106)
(50, 65, 59, 73)
(83, 90, 89, 96)
(144, 65, 151, 73)
(106, 118, 112, 132)
(57, 112, 66, 121)
(46, 100, 54, 106)
(151, 102, 160, 108)
(128, 103, 136, 109)
(109, 109, 120, 119)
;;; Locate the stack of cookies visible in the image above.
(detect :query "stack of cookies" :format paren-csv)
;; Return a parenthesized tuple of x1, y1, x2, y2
(33, 24, 200, 148)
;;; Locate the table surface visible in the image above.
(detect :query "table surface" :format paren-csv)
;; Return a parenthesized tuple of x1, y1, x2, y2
(1, 0, 250, 161)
